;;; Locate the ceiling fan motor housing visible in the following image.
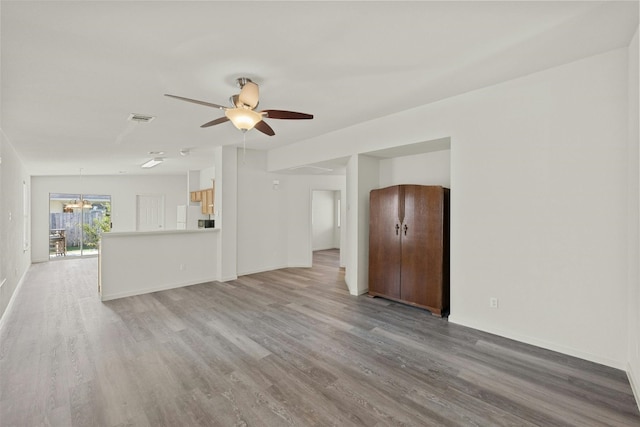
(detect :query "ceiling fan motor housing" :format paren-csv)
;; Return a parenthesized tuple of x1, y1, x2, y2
(236, 78, 259, 109)
(236, 77, 252, 88)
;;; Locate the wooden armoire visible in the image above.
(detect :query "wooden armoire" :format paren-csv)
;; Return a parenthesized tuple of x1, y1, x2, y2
(368, 185, 450, 316)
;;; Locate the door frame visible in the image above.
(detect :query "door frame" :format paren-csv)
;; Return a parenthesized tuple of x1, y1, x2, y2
(309, 188, 345, 267)
(48, 192, 111, 259)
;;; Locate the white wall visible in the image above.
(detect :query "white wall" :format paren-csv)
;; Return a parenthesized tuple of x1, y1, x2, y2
(333, 190, 341, 249)
(31, 174, 187, 262)
(269, 48, 632, 369)
(312, 190, 337, 251)
(0, 0, 31, 321)
(379, 149, 451, 188)
(187, 170, 200, 208)
(236, 149, 288, 275)
(215, 146, 238, 281)
(449, 48, 629, 368)
(0, 137, 31, 321)
(199, 165, 215, 190)
(236, 149, 346, 275)
(345, 154, 379, 295)
(100, 229, 219, 301)
(627, 27, 640, 404)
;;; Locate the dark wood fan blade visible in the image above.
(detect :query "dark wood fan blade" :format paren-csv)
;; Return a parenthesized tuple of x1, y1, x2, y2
(254, 120, 275, 136)
(164, 94, 226, 110)
(201, 116, 230, 128)
(262, 110, 313, 120)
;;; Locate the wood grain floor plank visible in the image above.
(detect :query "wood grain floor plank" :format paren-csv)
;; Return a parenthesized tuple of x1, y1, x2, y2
(1, 251, 638, 426)
(69, 380, 102, 427)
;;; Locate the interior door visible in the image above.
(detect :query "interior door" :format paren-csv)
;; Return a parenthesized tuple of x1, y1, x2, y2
(400, 185, 444, 308)
(368, 186, 402, 298)
(136, 194, 165, 231)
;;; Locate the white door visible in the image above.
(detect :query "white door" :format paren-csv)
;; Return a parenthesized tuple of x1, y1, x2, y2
(136, 195, 165, 231)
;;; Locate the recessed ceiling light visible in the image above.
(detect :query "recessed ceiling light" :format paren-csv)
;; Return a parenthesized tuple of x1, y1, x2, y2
(141, 158, 164, 168)
(148, 151, 164, 155)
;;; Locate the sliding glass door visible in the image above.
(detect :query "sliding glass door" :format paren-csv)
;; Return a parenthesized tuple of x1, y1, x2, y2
(49, 193, 111, 258)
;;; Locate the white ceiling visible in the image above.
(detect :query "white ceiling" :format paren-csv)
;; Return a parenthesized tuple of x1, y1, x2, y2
(1, 1, 638, 176)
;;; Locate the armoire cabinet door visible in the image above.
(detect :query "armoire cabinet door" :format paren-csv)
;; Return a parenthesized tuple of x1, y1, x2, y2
(400, 186, 444, 311)
(368, 186, 403, 299)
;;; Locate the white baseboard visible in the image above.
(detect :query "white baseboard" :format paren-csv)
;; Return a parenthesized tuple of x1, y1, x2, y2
(0, 268, 29, 332)
(628, 362, 640, 411)
(448, 314, 625, 370)
(312, 246, 340, 252)
(238, 265, 292, 282)
(287, 263, 313, 269)
(100, 276, 219, 301)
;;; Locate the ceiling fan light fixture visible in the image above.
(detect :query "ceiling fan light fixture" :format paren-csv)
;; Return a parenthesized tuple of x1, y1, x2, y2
(64, 199, 92, 209)
(225, 108, 262, 131)
(65, 200, 81, 209)
(166, 79, 312, 137)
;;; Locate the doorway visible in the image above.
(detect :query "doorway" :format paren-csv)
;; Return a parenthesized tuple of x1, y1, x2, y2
(49, 193, 111, 258)
(311, 190, 343, 266)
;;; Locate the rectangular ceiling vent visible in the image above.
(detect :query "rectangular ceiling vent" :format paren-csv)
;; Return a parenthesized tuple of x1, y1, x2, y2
(128, 113, 156, 123)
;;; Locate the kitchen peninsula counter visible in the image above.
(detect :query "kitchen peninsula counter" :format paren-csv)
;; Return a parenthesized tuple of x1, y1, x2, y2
(99, 228, 219, 301)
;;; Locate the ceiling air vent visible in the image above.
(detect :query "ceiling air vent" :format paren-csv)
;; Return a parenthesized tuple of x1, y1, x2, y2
(128, 113, 156, 123)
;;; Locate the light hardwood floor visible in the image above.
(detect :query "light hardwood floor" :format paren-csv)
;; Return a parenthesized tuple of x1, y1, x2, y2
(1, 250, 639, 426)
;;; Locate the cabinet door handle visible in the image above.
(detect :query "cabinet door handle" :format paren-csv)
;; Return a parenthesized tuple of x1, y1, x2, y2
(403, 224, 408, 236)
(395, 224, 400, 235)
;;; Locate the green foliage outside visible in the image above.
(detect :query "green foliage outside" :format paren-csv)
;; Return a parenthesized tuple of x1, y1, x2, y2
(83, 209, 111, 248)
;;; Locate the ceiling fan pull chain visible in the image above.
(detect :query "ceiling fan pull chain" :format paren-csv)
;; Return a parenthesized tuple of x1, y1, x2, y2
(242, 130, 247, 164)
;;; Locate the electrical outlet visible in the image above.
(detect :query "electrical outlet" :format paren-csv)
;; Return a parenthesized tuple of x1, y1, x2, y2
(489, 297, 499, 309)
(179, 263, 185, 271)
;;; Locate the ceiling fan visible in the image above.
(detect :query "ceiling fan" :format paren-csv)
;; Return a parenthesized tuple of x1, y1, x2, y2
(165, 77, 313, 136)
